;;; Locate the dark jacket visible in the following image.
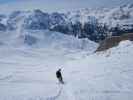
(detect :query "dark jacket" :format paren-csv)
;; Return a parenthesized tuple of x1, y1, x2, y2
(56, 70, 62, 78)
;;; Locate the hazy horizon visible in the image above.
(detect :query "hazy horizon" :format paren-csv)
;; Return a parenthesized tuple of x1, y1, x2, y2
(0, 0, 133, 13)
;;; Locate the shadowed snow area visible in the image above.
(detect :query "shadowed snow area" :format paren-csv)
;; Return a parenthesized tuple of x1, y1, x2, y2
(0, 29, 133, 100)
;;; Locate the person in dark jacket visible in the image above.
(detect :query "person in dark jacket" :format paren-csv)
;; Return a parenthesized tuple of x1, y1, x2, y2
(56, 69, 64, 84)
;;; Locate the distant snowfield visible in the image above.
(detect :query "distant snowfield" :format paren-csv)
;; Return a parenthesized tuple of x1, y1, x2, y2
(0, 31, 133, 100)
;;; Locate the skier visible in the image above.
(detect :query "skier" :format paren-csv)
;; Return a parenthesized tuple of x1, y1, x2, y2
(56, 68, 64, 84)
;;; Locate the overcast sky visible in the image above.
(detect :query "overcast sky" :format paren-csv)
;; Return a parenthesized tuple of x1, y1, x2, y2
(0, 0, 132, 13)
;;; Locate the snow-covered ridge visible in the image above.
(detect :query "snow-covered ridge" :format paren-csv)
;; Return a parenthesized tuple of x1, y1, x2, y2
(0, 4, 133, 42)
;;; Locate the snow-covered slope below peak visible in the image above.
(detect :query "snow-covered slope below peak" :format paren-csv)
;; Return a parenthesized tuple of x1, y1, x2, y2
(0, 30, 98, 53)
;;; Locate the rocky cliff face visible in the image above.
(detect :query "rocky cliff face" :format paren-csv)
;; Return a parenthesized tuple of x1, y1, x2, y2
(96, 33, 133, 51)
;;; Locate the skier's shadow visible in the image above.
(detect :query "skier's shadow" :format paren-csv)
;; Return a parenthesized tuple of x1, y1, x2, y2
(46, 85, 63, 100)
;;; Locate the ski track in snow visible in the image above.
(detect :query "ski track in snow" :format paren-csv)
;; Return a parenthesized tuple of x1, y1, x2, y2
(46, 83, 76, 100)
(46, 85, 63, 100)
(0, 40, 133, 100)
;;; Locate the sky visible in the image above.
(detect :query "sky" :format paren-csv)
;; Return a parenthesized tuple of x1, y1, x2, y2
(0, 0, 133, 13)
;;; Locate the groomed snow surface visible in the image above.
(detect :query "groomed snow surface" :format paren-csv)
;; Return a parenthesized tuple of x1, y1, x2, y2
(0, 31, 133, 100)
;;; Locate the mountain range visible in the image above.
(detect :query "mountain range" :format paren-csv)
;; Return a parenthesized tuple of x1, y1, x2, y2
(0, 4, 133, 42)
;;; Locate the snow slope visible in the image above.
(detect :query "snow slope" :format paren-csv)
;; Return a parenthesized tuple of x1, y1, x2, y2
(0, 32, 133, 100)
(0, 30, 98, 52)
(64, 40, 133, 100)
